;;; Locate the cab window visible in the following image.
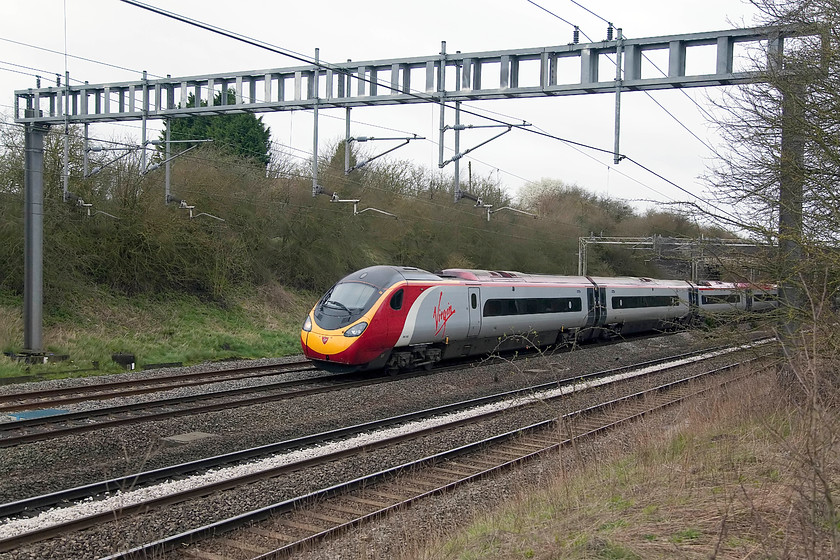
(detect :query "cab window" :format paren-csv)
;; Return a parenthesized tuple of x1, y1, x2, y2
(390, 289, 404, 310)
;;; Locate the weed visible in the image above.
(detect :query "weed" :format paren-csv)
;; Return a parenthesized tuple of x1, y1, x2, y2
(669, 528, 702, 543)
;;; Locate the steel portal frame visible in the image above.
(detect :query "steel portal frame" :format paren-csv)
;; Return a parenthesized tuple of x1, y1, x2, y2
(14, 25, 812, 353)
(15, 27, 791, 125)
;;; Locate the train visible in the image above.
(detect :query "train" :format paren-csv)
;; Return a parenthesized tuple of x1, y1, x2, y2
(300, 265, 777, 373)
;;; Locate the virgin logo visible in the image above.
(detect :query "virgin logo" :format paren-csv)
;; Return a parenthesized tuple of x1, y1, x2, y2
(433, 291, 456, 336)
(322, 336, 329, 345)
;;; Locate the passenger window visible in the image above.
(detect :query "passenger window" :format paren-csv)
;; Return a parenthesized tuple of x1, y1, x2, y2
(471, 293, 477, 309)
(390, 289, 404, 310)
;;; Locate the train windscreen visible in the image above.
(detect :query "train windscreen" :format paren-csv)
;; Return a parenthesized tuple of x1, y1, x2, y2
(315, 281, 380, 329)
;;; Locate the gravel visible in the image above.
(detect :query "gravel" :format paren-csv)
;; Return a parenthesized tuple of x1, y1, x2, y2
(0, 328, 767, 560)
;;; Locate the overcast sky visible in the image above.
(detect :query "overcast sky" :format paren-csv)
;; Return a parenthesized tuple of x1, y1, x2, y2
(0, 1, 765, 213)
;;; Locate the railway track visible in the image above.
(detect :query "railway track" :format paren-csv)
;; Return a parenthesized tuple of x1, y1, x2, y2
(108, 354, 774, 560)
(0, 329, 709, 417)
(0, 367, 421, 448)
(0, 331, 759, 448)
(0, 359, 316, 413)
(0, 339, 773, 556)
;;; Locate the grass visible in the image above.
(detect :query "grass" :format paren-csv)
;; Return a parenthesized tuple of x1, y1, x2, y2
(406, 369, 840, 559)
(0, 282, 316, 379)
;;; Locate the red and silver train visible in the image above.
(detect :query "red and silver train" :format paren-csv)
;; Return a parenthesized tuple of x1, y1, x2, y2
(300, 265, 777, 373)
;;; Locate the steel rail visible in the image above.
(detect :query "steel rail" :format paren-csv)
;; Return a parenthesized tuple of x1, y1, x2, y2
(0, 342, 773, 554)
(0, 337, 761, 448)
(0, 370, 407, 448)
(104, 357, 774, 560)
(0, 359, 316, 412)
(0, 340, 768, 516)
(0, 329, 660, 412)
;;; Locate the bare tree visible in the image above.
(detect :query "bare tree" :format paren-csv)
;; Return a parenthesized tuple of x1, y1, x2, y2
(707, 0, 840, 343)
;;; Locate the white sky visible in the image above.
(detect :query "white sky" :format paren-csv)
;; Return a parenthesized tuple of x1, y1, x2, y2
(0, 1, 765, 213)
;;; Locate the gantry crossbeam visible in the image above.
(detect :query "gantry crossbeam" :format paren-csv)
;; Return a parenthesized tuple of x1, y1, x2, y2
(15, 26, 798, 125)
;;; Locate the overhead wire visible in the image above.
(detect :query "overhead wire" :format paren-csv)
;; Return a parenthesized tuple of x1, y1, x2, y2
(6, 1, 683, 215)
(525, 0, 742, 223)
(8, 1, 734, 231)
(0, 36, 160, 79)
(531, 0, 717, 153)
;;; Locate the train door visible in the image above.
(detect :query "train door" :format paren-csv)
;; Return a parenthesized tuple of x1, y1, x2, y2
(585, 286, 605, 327)
(585, 287, 596, 328)
(687, 285, 699, 325)
(597, 286, 607, 327)
(468, 287, 481, 338)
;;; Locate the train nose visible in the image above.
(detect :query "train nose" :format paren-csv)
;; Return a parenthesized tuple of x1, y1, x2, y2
(307, 333, 333, 355)
(301, 322, 348, 359)
(300, 331, 324, 359)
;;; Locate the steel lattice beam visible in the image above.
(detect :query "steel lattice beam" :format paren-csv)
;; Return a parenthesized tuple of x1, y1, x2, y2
(14, 26, 808, 125)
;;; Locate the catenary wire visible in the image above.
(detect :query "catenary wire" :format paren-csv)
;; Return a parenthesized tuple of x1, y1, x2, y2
(10, 4, 728, 223)
(528, 0, 718, 154)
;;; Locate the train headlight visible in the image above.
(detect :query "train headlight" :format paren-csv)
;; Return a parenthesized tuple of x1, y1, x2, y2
(344, 322, 368, 337)
(302, 316, 312, 332)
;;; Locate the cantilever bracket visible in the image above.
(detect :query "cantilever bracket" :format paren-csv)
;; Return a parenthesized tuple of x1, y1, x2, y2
(169, 196, 225, 221)
(486, 206, 538, 222)
(439, 122, 530, 168)
(64, 192, 119, 219)
(141, 139, 212, 175)
(84, 145, 142, 177)
(329, 195, 397, 219)
(454, 190, 483, 205)
(345, 134, 424, 174)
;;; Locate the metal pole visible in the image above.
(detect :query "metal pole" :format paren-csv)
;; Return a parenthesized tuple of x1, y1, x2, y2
(578, 237, 587, 276)
(344, 106, 350, 174)
(62, 125, 69, 203)
(454, 52, 462, 202)
(141, 71, 148, 173)
(164, 118, 171, 203)
(62, 71, 70, 202)
(454, 100, 461, 201)
(83, 123, 89, 177)
(613, 29, 624, 165)
(779, 81, 805, 341)
(312, 48, 319, 196)
(344, 58, 352, 176)
(23, 117, 49, 354)
(438, 41, 446, 173)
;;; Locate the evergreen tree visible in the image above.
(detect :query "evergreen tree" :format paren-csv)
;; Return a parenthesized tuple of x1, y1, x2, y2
(162, 89, 271, 167)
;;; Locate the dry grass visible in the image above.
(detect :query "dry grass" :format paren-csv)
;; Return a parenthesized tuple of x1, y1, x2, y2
(0, 306, 22, 350)
(407, 368, 840, 560)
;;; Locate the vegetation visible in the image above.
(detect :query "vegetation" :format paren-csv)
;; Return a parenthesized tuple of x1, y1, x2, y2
(407, 0, 840, 556)
(0, 285, 310, 379)
(706, 0, 840, 343)
(408, 369, 839, 559)
(0, 0, 836, 555)
(0, 108, 730, 374)
(161, 89, 272, 168)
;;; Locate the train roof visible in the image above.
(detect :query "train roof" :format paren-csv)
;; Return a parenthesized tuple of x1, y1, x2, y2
(338, 265, 442, 287)
(588, 276, 691, 289)
(439, 269, 590, 284)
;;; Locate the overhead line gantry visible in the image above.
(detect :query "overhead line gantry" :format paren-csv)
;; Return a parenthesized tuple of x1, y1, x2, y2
(15, 25, 814, 356)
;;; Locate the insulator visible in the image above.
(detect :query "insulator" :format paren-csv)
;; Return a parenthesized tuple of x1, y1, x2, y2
(607, 25, 613, 41)
(573, 27, 580, 44)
